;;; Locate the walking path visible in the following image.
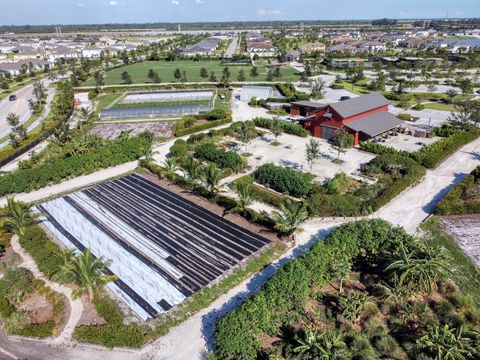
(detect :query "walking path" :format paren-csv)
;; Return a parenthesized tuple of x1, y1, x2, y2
(10, 235, 84, 345)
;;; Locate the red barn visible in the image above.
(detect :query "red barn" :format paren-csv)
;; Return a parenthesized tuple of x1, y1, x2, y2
(289, 93, 403, 145)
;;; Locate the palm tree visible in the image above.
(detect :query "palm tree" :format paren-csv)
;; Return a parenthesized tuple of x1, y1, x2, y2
(51, 248, 77, 282)
(270, 198, 309, 237)
(163, 157, 179, 177)
(143, 146, 159, 163)
(231, 180, 253, 214)
(416, 325, 474, 360)
(386, 243, 451, 295)
(61, 249, 117, 301)
(76, 107, 94, 125)
(236, 122, 256, 152)
(1, 197, 40, 236)
(201, 163, 225, 196)
(6, 113, 20, 129)
(182, 157, 202, 182)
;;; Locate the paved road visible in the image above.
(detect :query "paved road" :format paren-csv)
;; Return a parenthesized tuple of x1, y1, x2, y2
(0, 79, 55, 141)
(224, 36, 239, 58)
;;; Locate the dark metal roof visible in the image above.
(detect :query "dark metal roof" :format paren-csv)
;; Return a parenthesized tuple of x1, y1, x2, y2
(290, 101, 326, 109)
(344, 111, 403, 137)
(329, 92, 390, 119)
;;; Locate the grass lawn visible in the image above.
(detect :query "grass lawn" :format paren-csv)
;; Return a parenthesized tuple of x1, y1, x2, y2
(84, 60, 300, 86)
(340, 80, 371, 95)
(423, 102, 455, 112)
(421, 218, 480, 305)
(94, 93, 123, 112)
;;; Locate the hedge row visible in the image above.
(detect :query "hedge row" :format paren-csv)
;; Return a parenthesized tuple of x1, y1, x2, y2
(174, 115, 232, 137)
(253, 117, 309, 137)
(275, 83, 310, 101)
(360, 127, 480, 170)
(412, 128, 480, 169)
(363, 154, 426, 212)
(0, 133, 152, 196)
(435, 166, 480, 215)
(253, 163, 315, 198)
(214, 220, 413, 359)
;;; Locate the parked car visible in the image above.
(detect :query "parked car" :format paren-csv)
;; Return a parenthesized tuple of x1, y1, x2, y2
(8, 94, 17, 101)
(340, 96, 351, 101)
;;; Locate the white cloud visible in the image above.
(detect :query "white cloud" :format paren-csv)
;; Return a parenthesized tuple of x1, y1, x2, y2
(171, 0, 180, 4)
(256, 8, 282, 16)
(109, 0, 119, 6)
(195, 0, 204, 4)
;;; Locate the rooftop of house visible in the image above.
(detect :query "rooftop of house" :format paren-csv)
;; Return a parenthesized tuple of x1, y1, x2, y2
(329, 92, 390, 119)
(344, 111, 403, 137)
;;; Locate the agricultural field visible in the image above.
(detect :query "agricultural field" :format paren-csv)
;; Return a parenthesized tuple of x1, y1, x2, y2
(83, 60, 301, 86)
(37, 174, 270, 320)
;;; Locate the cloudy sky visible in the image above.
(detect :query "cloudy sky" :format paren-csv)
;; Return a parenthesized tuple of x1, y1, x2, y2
(0, 0, 478, 25)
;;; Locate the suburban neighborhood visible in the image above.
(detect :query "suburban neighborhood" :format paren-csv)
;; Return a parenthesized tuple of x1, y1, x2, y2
(0, 1, 479, 359)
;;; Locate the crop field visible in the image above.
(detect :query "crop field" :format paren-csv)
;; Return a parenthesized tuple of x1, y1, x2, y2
(84, 60, 300, 86)
(37, 174, 269, 320)
(89, 121, 175, 140)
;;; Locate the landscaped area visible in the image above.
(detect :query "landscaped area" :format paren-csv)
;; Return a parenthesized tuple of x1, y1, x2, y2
(83, 60, 301, 86)
(214, 219, 480, 359)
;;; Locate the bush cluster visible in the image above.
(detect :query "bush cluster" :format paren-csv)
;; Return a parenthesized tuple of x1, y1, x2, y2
(276, 83, 310, 101)
(194, 142, 245, 172)
(435, 166, 480, 215)
(214, 220, 414, 359)
(174, 114, 232, 137)
(169, 139, 188, 158)
(0, 133, 152, 196)
(253, 163, 315, 197)
(253, 117, 308, 137)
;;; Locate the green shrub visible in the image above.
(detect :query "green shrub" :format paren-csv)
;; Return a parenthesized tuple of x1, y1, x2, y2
(397, 113, 412, 121)
(169, 139, 188, 158)
(0, 267, 33, 305)
(435, 167, 480, 215)
(234, 175, 285, 208)
(194, 143, 245, 172)
(325, 172, 350, 195)
(19, 225, 63, 278)
(174, 115, 232, 137)
(253, 117, 308, 137)
(0, 295, 15, 318)
(0, 133, 152, 196)
(74, 293, 148, 348)
(308, 193, 362, 217)
(253, 163, 315, 197)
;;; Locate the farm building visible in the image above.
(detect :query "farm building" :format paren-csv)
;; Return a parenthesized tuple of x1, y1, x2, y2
(290, 93, 403, 145)
(240, 86, 284, 102)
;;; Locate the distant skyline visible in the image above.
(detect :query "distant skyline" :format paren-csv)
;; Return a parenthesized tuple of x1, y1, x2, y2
(0, 0, 479, 26)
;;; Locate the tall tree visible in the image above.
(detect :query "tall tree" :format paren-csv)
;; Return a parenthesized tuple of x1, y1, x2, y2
(236, 121, 256, 152)
(200, 67, 209, 80)
(237, 69, 246, 82)
(305, 138, 321, 172)
(332, 128, 349, 161)
(270, 118, 283, 144)
(6, 113, 20, 129)
(174, 68, 182, 81)
(310, 78, 326, 100)
(231, 179, 253, 214)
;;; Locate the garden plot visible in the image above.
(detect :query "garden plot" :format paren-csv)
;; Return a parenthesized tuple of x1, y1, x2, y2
(100, 89, 215, 120)
(36, 174, 269, 320)
(89, 121, 174, 140)
(439, 215, 480, 266)
(237, 133, 376, 183)
(382, 134, 441, 153)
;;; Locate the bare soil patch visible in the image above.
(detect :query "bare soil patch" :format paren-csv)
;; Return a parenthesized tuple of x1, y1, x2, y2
(77, 296, 107, 327)
(18, 292, 53, 324)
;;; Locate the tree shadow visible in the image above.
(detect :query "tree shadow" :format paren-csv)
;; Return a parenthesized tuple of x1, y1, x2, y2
(422, 171, 468, 214)
(199, 224, 340, 352)
(279, 159, 303, 171)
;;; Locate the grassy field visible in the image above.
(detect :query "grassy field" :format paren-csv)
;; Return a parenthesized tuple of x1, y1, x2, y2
(94, 93, 123, 112)
(423, 102, 455, 112)
(84, 60, 300, 86)
(339, 80, 371, 95)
